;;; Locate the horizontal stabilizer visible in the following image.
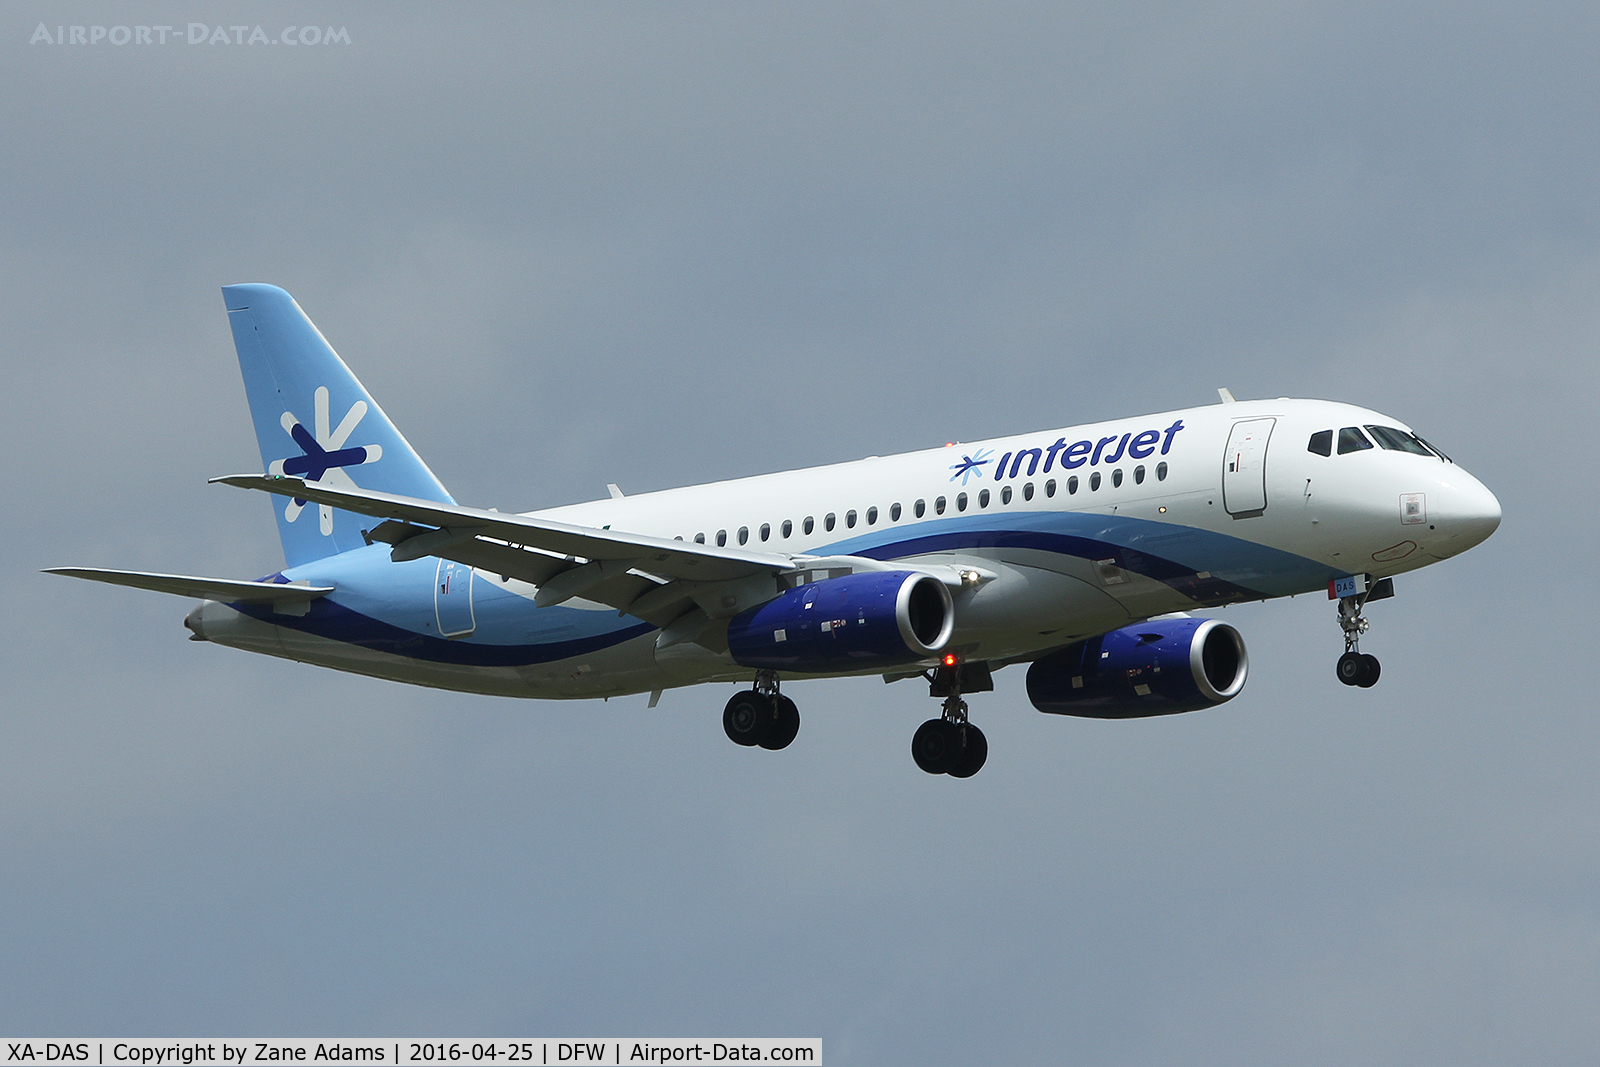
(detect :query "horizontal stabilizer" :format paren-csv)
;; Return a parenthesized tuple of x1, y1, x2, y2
(45, 567, 334, 604)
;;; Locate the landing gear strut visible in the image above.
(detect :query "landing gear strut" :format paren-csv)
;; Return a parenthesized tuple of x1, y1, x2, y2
(722, 670, 800, 750)
(911, 660, 989, 777)
(1335, 593, 1382, 688)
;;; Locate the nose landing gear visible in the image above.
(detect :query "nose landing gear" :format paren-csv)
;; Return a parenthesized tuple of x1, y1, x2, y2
(911, 660, 991, 777)
(1335, 593, 1382, 688)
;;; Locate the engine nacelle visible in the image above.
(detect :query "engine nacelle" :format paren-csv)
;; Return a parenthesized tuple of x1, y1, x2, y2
(1026, 617, 1248, 718)
(727, 571, 954, 673)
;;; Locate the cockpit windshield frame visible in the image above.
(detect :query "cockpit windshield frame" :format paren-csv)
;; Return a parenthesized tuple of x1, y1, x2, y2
(1365, 424, 1438, 458)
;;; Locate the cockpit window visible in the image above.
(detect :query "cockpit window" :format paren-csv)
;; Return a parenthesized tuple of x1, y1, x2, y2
(1307, 429, 1333, 456)
(1365, 425, 1434, 456)
(1416, 435, 1453, 463)
(1336, 426, 1373, 454)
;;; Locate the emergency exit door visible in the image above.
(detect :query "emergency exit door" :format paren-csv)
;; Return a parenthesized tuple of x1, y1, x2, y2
(1222, 418, 1275, 517)
(435, 559, 476, 638)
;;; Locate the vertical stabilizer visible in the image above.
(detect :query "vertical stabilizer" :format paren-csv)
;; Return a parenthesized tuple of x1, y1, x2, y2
(222, 283, 455, 567)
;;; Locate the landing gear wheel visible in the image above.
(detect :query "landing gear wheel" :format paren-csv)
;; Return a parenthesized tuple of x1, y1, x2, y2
(760, 695, 801, 750)
(913, 659, 992, 777)
(1336, 651, 1381, 687)
(723, 690, 776, 747)
(911, 718, 961, 774)
(946, 724, 988, 779)
(1335, 589, 1384, 689)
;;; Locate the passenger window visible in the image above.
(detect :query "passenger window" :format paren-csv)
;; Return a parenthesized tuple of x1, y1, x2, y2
(1134, 465, 1145, 484)
(1156, 462, 1167, 481)
(1337, 426, 1373, 454)
(915, 499, 926, 518)
(935, 496, 947, 515)
(1090, 471, 1102, 491)
(674, 535, 684, 541)
(716, 530, 727, 546)
(781, 519, 792, 538)
(866, 506, 878, 525)
(846, 509, 857, 528)
(1112, 469, 1123, 488)
(1307, 429, 1333, 456)
(738, 526, 749, 545)
(1045, 479, 1056, 498)
(694, 532, 705, 544)
(890, 502, 902, 521)
(759, 523, 770, 542)
(956, 492, 968, 512)
(979, 488, 990, 508)
(825, 513, 836, 532)
(803, 516, 815, 535)
(1001, 486, 1013, 504)
(1068, 475, 1079, 494)
(1023, 482, 1034, 501)
(1365, 425, 1434, 456)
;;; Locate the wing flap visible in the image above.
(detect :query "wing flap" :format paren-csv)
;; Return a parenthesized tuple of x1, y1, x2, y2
(382, 531, 573, 588)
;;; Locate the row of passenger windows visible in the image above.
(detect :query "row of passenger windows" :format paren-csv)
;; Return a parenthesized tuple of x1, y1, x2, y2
(684, 462, 1170, 546)
(1307, 425, 1451, 461)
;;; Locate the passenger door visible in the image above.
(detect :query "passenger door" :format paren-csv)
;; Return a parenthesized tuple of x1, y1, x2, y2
(1222, 418, 1275, 517)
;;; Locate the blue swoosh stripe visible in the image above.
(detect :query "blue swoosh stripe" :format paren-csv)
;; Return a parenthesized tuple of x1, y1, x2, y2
(236, 598, 656, 667)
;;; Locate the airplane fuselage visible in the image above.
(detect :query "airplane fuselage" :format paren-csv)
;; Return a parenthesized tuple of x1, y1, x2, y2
(186, 397, 1501, 700)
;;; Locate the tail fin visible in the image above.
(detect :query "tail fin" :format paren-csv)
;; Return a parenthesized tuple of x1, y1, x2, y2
(222, 283, 455, 567)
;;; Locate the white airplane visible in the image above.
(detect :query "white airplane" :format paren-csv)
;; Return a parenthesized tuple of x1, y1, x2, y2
(50, 284, 1502, 777)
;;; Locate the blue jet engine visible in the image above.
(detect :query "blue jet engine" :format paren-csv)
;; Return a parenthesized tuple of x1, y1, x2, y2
(1026, 617, 1248, 718)
(727, 571, 954, 672)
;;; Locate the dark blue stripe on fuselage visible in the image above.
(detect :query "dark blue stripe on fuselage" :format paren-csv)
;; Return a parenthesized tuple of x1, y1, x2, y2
(235, 598, 656, 667)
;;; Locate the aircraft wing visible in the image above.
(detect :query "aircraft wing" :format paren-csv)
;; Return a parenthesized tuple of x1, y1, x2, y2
(213, 475, 993, 639)
(45, 567, 334, 604)
(213, 474, 809, 632)
(215, 474, 793, 579)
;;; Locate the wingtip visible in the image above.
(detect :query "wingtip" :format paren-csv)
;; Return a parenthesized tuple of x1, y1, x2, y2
(211, 472, 287, 488)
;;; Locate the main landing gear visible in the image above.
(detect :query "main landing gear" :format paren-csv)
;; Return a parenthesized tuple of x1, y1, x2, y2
(911, 659, 991, 778)
(1335, 592, 1382, 688)
(722, 670, 800, 751)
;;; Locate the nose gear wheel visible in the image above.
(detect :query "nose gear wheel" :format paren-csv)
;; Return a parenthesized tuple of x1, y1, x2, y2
(1335, 588, 1382, 687)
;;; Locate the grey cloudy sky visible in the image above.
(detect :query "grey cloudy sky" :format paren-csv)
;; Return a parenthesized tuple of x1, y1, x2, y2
(4, 3, 1597, 1062)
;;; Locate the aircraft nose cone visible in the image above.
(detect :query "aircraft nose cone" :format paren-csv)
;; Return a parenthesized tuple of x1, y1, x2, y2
(1436, 472, 1502, 555)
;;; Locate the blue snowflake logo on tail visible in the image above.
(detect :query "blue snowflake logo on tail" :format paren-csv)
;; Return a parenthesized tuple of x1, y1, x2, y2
(948, 447, 993, 484)
(267, 386, 384, 536)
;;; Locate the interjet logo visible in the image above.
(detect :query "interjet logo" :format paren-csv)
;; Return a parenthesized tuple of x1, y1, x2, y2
(948, 448, 994, 484)
(267, 386, 383, 536)
(989, 419, 1186, 481)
